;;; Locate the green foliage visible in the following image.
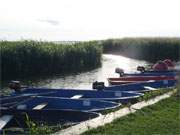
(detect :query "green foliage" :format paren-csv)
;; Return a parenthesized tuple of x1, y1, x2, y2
(0, 40, 102, 80)
(25, 114, 52, 135)
(137, 88, 173, 101)
(101, 38, 180, 62)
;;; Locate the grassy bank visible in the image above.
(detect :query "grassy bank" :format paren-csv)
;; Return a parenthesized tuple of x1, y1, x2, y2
(102, 38, 180, 62)
(82, 91, 180, 135)
(1, 40, 102, 80)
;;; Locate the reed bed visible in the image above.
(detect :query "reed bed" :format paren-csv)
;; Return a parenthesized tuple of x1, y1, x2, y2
(102, 38, 180, 62)
(0, 40, 102, 80)
(1, 38, 179, 80)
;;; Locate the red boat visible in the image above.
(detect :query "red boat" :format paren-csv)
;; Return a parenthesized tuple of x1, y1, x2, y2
(108, 76, 176, 85)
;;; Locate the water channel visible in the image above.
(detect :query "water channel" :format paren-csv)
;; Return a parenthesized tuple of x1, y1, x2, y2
(31, 54, 149, 89)
(3, 54, 180, 92)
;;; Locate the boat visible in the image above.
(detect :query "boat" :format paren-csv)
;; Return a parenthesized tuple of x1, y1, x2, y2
(122, 72, 175, 77)
(108, 78, 176, 86)
(104, 79, 177, 92)
(115, 68, 176, 77)
(0, 95, 119, 130)
(108, 76, 176, 85)
(108, 76, 175, 81)
(0, 94, 33, 108)
(0, 107, 99, 130)
(0, 91, 62, 108)
(10, 88, 143, 103)
(0, 95, 120, 112)
(143, 70, 176, 73)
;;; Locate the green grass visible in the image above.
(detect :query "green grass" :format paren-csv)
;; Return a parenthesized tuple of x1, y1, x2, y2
(137, 88, 174, 101)
(82, 91, 180, 135)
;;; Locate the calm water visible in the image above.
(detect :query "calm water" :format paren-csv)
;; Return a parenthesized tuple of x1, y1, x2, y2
(31, 54, 148, 89)
(2, 54, 180, 92)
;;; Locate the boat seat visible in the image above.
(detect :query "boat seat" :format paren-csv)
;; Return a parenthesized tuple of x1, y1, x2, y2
(1, 102, 18, 107)
(17, 104, 27, 110)
(0, 115, 13, 130)
(144, 86, 157, 91)
(33, 103, 47, 110)
(147, 80, 155, 82)
(70, 95, 83, 99)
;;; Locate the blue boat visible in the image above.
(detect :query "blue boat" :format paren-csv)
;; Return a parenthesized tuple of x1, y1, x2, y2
(0, 95, 33, 108)
(104, 79, 177, 92)
(0, 107, 99, 130)
(143, 70, 175, 73)
(123, 72, 176, 77)
(11, 88, 143, 103)
(146, 70, 177, 74)
(0, 95, 120, 112)
(115, 68, 176, 77)
(0, 94, 119, 130)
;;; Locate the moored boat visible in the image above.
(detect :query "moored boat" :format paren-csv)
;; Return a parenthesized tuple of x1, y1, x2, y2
(115, 67, 176, 77)
(0, 107, 99, 130)
(0, 95, 120, 112)
(104, 79, 177, 92)
(108, 76, 175, 81)
(108, 76, 176, 85)
(122, 71, 175, 77)
(10, 88, 143, 103)
(0, 94, 118, 130)
(108, 79, 176, 86)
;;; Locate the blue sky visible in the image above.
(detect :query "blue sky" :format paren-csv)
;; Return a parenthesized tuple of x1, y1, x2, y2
(0, 0, 180, 41)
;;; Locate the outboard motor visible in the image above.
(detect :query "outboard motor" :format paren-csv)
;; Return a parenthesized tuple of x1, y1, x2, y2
(163, 59, 175, 70)
(9, 80, 21, 93)
(92, 81, 105, 90)
(115, 68, 124, 77)
(137, 66, 146, 73)
(153, 61, 168, 71)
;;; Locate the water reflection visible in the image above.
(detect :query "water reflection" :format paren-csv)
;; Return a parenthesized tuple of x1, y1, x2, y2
(38, 54, 148, 89)
(2, 54, 180, 93)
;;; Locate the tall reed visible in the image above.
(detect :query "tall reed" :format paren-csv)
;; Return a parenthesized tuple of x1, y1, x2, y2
(102, 38, 180, 62)
(1, 40, 102, 80)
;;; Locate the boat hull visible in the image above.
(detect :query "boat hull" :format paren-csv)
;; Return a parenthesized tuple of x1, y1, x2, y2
(0, 108, 99, 129)
(104, 80, 177, 92)
(108, 76, 175, 81)
(123, 71, 176, 77)
(11, 88, 143, 103)
(108, 78, 176, 85)
(1, 96, 120, 112)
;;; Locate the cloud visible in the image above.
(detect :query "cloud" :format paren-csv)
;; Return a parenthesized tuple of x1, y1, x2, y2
(37, 19, 60, 26)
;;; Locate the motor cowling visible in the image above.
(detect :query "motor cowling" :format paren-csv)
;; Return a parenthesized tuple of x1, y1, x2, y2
(92, 81, 105, 90)
(9, 81, 21, 92)
(115, 68, 124, 77)
(152, 61, 168, 71)
(163, 59, 175, 69)
(137, 66, 145, 73)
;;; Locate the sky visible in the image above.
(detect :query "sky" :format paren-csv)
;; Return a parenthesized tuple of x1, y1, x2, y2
(0, 0, 180, 41)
